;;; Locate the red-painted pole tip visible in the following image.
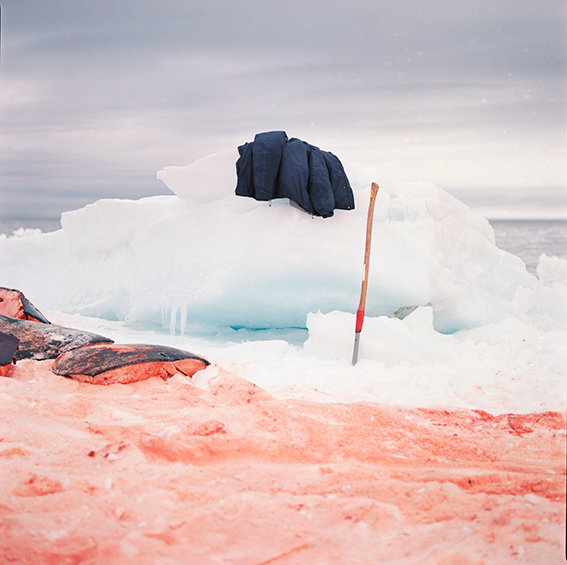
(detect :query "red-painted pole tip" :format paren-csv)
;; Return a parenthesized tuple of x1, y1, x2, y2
(355, 309, 365, 333)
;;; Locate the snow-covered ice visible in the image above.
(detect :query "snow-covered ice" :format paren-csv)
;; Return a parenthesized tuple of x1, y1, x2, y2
(1, 150, 566, 564)
(1, 151, 565, 414)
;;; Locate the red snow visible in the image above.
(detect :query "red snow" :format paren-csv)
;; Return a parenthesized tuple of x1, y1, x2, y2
(0, 364, 14, 378)
(0, 361, 564, 564)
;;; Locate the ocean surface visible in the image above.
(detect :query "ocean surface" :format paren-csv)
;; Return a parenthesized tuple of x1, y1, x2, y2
(489, 219, 567, 275)
(1, 218, 566, 277)
(0, 218, 62, 236)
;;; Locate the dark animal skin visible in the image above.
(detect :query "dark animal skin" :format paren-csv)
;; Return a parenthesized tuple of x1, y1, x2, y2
(0, 314, 113, 361)
(0, 332, 20, 376)
(0, 332, 19, 365)
(0, 288, 210, 384)
(53, 343, 210, 384)
(0, 287, 50, 323)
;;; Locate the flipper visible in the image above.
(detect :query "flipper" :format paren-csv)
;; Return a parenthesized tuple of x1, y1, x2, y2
(52, 343, 210, 384)
(0, 314, 113, 361)
(0, 332, 19, 377)
(0, 287, 50, 323)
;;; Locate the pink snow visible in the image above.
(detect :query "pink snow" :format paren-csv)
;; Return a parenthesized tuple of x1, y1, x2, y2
(0, 360, 564, 564)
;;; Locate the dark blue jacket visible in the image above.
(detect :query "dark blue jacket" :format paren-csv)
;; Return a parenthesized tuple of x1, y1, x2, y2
(235, 131, 354, 217)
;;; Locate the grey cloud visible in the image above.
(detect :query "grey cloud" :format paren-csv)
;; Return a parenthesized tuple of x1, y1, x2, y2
(0, 0, 565, 218)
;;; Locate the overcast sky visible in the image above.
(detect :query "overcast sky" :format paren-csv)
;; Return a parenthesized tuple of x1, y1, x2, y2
(1, 0, 565, 218)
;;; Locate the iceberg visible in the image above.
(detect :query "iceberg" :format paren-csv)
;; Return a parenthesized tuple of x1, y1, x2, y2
(0, 151, 565, 413)
(1, 151, 564, 334)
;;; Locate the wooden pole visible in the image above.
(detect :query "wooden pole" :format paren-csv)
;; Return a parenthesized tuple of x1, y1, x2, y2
(352, 182, 379, 365)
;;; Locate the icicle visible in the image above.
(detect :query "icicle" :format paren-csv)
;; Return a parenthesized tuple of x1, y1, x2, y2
(161, 305, 167, 330)
(169, 304, 177, 335)
(180, 303, 187, 336)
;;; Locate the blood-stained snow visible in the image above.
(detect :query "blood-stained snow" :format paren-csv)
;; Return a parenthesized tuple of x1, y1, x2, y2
(0, 362, 564, 564)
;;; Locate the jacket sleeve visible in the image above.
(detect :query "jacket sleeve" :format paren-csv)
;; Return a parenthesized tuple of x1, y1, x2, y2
(308, 147, 335, 218)
(277, 138, 312, 213)
(323, 151, 355, 211)
(251, 131, 287, 201)
(235, 142, 255, 197)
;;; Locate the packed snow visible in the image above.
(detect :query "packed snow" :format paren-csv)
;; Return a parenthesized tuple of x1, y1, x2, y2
(1, 151, 565, 414)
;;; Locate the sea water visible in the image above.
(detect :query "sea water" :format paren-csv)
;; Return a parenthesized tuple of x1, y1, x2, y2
(1, 218, 565, 277)
(489, 219, 567, 275)
(0, 218, 61, 236)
